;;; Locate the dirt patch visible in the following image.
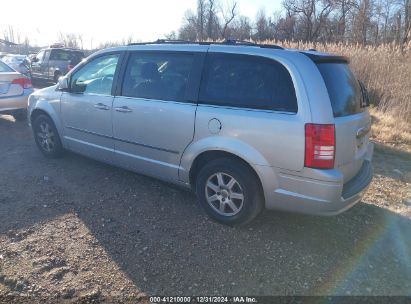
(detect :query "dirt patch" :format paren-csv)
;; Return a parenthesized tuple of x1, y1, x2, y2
(1, 116, 411, 300)
(364, 143, 411, 215)
(0, 214, 143, 301)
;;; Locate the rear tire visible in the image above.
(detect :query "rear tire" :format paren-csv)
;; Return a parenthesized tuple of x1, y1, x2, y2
(195, 158, 264, 226)
(32, 114, 64, 158)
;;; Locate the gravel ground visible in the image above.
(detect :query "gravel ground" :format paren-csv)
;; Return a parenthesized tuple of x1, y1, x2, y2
(0, 114, 411, 301)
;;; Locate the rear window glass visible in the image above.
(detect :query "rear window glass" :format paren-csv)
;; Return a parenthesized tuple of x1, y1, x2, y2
(199, 53, 298, 112)
(0, 61, 14, 72)
(50, 50, 84, 64)
(317, 63, 364, 117)
(2, 56, 25, 63)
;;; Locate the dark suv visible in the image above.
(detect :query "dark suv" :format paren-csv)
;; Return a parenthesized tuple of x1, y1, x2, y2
(31, 47, 84, 83)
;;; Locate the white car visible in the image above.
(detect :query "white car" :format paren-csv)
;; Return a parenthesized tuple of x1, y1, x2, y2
(1, 54, 31, 78)
(0, 60, 33, 121)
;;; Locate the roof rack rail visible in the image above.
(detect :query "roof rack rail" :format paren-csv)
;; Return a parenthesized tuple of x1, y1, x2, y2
(127, 38, 284, 50)
(259, 44, 284, 50)
(221, 39, 284, 49)
(128, 39, 193, 46)
(155, 39, 193, 44)
(222, 39, 257, 46)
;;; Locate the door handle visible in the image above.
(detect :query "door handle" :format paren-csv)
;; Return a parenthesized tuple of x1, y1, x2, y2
(114, 106, 132, 113)
(356, 124, 371, 139)
(94, 103, 110, 110)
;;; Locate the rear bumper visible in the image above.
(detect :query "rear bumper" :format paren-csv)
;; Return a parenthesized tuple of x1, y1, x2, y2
(263, 144, 374, 215)
(0, 88, 33, 112)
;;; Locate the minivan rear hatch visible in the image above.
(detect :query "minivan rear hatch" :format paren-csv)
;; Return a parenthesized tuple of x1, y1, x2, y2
(314, 56, 371, 183)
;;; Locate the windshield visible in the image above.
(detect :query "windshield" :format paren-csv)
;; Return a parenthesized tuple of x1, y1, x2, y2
(317, 63, 365, 117)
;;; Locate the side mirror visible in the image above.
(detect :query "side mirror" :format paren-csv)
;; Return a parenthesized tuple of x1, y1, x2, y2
(57, 76, 69, 91)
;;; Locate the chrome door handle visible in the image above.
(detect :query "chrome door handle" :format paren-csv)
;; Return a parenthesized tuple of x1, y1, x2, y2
(94, 103, 110, 110)
(114, 106, 132, 113)
(356, 124, 371, 138)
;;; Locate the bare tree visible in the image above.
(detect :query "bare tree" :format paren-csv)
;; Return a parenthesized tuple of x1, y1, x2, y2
(175, 0, 409, 45)
(206, 0, 219, 40)
(403, 0, 411, 44)
(334, 0, 357, 40)
(254, 9, 273, 40)
(58, 32, 82, 48)
(197, 0, 207, 41)
(351, 0, 374, 44)
(165, 31, 177, 40)
(230, 15, 252, 40)
(271, 9, 297, 41)
(283, 0, 334, 41)
(179, 9, 199, 41)
(219, 1, 238, 39)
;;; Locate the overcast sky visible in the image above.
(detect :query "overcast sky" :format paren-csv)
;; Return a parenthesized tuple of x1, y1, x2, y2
(1, 0, 282, 48)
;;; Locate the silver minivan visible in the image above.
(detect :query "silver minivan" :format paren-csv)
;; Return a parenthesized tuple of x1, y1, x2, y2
(28, 41, 373, 225)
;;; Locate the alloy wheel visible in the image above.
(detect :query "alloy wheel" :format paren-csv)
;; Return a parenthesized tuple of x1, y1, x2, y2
(36, 121, 56, 152)
(205, 172, 244, 216)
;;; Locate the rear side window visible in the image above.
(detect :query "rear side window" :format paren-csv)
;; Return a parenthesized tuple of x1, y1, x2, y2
(50, 50, 84, 65)
(121, 52, 194, 102)
(199, 53, 298, 112)
(317, 63, 364, 117)
(0, 61, 14, 72)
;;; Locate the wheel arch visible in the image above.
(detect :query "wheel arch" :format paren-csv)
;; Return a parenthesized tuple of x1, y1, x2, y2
(30, 108, 50, 124)
(188, 150, 264, 193)
(30, 103, 64, 143)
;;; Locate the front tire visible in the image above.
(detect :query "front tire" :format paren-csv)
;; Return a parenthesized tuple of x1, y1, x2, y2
(32, 114, 64, 158)
(195, 158, 264, 226)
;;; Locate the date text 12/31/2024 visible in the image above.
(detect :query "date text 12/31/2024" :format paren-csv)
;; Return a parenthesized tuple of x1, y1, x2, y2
(149, 296, 258, 303)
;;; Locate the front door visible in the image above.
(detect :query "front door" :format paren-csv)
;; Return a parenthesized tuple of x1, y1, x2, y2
(31, 50, 46, 79)
(61, 53, 121, 163)
(112, 50, 204, 181)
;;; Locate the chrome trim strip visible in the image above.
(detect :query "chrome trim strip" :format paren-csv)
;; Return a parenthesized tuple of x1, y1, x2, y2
(115, 149, 181, 170)
(66, 125, 179, 154)
(64, 136, 115, 152)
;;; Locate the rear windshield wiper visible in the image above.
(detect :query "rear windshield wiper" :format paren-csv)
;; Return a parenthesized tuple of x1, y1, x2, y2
(358, 80, 370, 108)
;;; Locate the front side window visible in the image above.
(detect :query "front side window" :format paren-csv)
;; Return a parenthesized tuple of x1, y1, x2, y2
(199, 53, 298, 112)
(44, 50, 50, 61)
(121, 52, 194, 101)
(70, 54, 119, 95)
(35, 50, 45, 62)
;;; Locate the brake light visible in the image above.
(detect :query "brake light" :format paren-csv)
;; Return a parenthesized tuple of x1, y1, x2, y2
(305, 123, 335, 169)
(67, 64, 74, 71)
(12, 77, 32, 89)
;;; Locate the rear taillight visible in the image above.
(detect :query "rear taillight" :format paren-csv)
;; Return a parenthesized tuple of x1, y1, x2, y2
(12, 77, 32, 89)
(305, 123, 335, 169)
(67, 64, 74, 71)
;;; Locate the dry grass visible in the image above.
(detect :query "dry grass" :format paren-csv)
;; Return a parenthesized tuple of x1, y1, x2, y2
(263, 40, 411, 147)
(370, 107, 411, 149)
